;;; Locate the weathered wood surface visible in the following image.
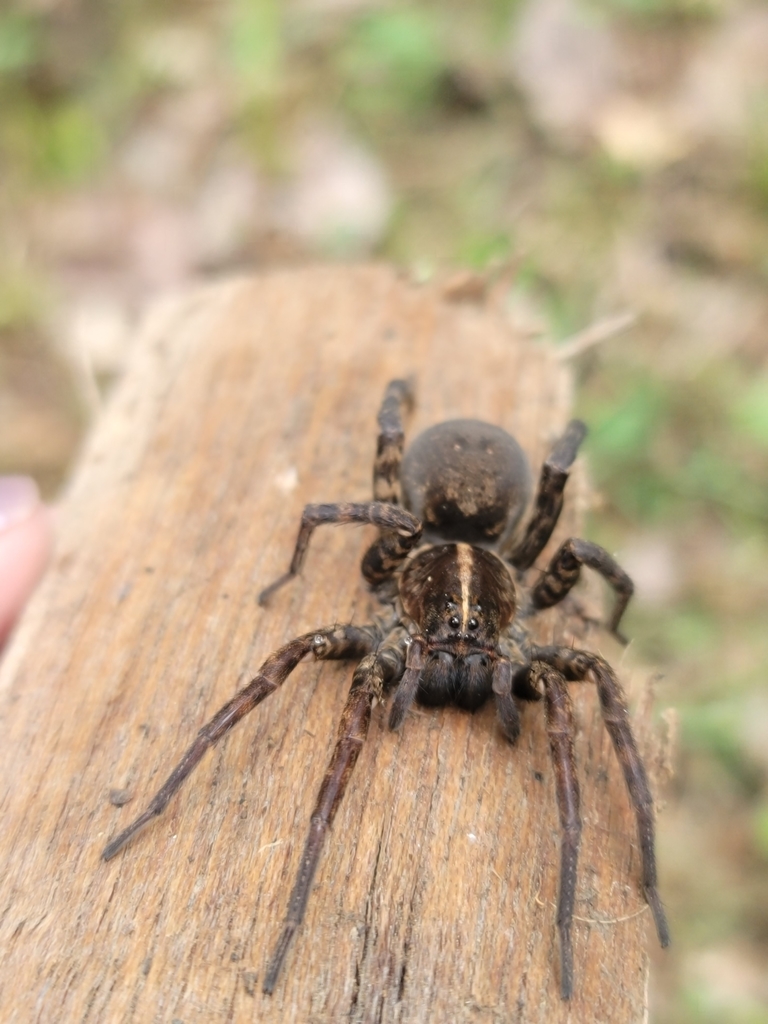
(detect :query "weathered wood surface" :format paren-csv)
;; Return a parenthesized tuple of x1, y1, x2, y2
(0, 266, 664, 1023)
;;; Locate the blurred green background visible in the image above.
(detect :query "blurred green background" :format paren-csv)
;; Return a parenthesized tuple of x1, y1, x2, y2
(1, 0, 767, 1019)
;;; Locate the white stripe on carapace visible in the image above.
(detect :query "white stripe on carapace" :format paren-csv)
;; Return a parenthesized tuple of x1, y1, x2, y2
(456, 543, 474, 631)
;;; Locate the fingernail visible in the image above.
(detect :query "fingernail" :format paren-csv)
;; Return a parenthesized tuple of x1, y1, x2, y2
(0, 476, 41, 533)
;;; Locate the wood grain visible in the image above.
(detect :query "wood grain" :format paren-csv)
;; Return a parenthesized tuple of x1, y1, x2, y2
(0, 265, 665, 1023)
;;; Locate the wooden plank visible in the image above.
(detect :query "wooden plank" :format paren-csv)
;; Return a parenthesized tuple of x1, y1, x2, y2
(0, 265, 665, 1023)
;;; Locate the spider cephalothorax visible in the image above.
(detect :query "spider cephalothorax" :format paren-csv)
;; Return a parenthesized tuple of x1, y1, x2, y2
(102, 379, 669, 1000)
(397, 543, 516, 713)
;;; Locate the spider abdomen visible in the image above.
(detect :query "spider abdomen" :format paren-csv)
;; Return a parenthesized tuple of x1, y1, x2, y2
(400, 420, 532, 546)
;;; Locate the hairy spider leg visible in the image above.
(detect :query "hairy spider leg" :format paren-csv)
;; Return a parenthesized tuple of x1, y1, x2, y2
(257, 502, 423, 606)
(263, 649, 390, 994)
(101, 625, 378, 862)
(386, 635, 426, 730)
(530, 645, 671, 951)
(530, 538, 634, 643)
(491, 657, 522, 744)
(373, 378, 414, 504)
(534, 664, 582, 1001)
(507, 420, 587, 570)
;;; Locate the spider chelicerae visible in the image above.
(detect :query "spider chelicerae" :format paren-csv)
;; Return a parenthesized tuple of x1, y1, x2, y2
(102, 379, 669, 1000)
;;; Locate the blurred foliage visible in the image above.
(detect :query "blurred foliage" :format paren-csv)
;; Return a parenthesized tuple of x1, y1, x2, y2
(745, 92, 768, 207)
(338, 9, 446, 121)
(0, 5, 123, 185)
(681, 699, 759, 788)
(581, 364, 768, 528)
(734, 372, 768, 445)
(1, 0, 768, 1020)
(228, 0, 283, 98)
(0, 11, 39, 74)
(0, 263, 46, 332)
(458, 230, 513, 268)
(753, 802, 768, 861)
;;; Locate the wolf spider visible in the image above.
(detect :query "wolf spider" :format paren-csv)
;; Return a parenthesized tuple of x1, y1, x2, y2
(102, 379, 669, 1000)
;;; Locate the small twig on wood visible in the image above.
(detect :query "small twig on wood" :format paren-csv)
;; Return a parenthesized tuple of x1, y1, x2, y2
(534, 891, 650, 927)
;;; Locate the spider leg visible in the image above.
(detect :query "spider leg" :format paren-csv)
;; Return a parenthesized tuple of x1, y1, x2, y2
(263, 651, 386, 994)
(101, 625, 378, 861)
(505, 420, 587, 570)
(491, 658, 522, 743)
(374, 378, 414, 503)
(258, 501, 422, 605)
(529, 538, 634, 643)
(387, 634, 426, 729)
(530, 644, 670, 950)
(532, 663, 582, 1000)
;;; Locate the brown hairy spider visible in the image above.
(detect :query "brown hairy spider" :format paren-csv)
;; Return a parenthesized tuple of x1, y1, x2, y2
(102, 379, 669, 1000)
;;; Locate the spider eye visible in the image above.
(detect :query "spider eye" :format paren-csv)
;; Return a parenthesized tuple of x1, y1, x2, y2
(448, 615, 460, 630)
(468, 617, 479, 630)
